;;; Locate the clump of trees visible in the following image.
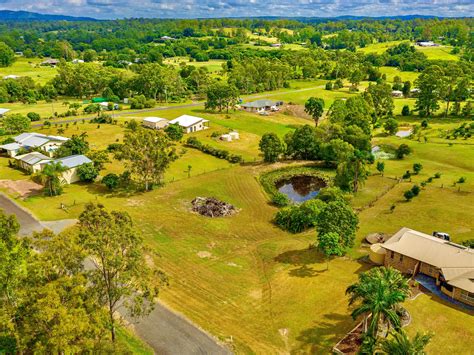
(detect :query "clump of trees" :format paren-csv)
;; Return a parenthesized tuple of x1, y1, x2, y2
(0, 206, 164, 352)
(115, 128, 178, 191)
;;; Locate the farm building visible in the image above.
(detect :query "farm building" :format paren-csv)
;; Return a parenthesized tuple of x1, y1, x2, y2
(0, 108, 10, 117)
(142, 117, 169, 130)
(3, 75, 19, 79)
(169, 115, 209, 133)
(241, 99, 283, 113)
(416, 41, 439, 47)
(220, 131, 240, 142)
(379, 228, 474, 308)
(0, 133, 68, 157)
(41, 58, 60, 67)
(391, 90, 403, 98)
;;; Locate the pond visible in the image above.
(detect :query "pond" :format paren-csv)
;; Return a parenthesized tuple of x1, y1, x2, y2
(276, 175, 326, 203)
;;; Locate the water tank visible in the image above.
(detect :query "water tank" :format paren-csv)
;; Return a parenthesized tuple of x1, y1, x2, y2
(369, 243, 386, 265)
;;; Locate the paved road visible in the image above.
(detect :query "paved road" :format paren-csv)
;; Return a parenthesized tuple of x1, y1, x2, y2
(0, 193, 45, 236)
(126, 304, 231, 355)
(0, 193, 231, 355)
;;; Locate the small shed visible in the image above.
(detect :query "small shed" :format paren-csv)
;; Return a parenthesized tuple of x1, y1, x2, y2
(220, 134, 232, 142)
(229, 131, 239, 140)
(369, 243, 386, 265)
(0, 108, 10, 117)
(392, 90, 403, 98)
(143, 117, 169, 130)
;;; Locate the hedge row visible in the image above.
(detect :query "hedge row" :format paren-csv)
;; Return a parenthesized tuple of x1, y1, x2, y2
(185, 137, 243, 164)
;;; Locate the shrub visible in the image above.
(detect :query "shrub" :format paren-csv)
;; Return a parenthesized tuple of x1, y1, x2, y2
(186, 137, 242, 163)
(458, 177, 466, 183)
(404, 190, 415, 201)
(383, 118, 399, 135)
(434, 172, 441, 179)
(413, 163, 423, 174)
(27, 112, 41, 122)
(411, 184, 420, 196)
(107, 143, 122, 152)
(272, 192, 290, 207)
(77, 163, 99, 182)
(402, 170, 411, 179)
(274, 199, 325, 233)
(401, 105, 410, 116)
(325, 81, 333, 90)
(421, 119, 429, 129)
(395, 144, 411, 159)
(165, 123, 184, 141)
(102, 173, 120, 190)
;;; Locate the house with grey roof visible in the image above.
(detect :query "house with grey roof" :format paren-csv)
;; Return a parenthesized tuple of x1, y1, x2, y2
(13, 152, 91, 184)
(53, 155, 93, 183)
(0, 132, 68, 157)
(241, 99, 283, 113)
(15, 152, 52, 173)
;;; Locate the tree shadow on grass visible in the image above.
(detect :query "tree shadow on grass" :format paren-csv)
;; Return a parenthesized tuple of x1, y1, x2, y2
(294, 312, 351, 354)
(274, 247, 327, 278)
(84, 182, 147, 199)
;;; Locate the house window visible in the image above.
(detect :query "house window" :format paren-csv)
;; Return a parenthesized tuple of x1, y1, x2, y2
(460, 290, 474, 303)
(399, 254, 404, 262)
(390, 251, 394, 259)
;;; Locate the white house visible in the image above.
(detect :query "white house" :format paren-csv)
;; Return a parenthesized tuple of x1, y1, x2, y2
(13, 152, 91, 184)
(72, 59, 84, 64)
(0, 133, 68, 157)
(142, 117, 169, 130)
(54, 155, 92, 184)
(3, 75, 19, 80)
(169, 115, 209, 133)
(0, 108, 10, 117)
(15, 152, 52, 173)
(392, 90, 403, 98)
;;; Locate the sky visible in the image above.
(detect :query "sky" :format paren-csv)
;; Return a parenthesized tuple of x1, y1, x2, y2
(1, 0, 473, 19)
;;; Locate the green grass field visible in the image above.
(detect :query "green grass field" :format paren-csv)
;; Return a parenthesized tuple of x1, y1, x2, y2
(1, 72, 473, 353)
(359, 41, 460, 61)
(0, 57, 58, 85)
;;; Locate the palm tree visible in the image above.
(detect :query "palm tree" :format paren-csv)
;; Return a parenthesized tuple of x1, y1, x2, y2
(376, 329, 433, 354)
(39, 162, 68, 196)
(346, 267, 410, 339)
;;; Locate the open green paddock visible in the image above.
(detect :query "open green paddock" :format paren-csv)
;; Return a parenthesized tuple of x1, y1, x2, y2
(0, 57, 58, 85)
(0, 78, 473, 353)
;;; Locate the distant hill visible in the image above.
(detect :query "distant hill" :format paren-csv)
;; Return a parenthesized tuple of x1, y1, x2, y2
(0, 10, 97, 21)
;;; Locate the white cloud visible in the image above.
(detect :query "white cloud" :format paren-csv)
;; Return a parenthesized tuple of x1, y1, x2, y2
(0, 0, 472, 19)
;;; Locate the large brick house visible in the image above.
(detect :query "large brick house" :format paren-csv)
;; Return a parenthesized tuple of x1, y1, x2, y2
(382, 228, 474, 307)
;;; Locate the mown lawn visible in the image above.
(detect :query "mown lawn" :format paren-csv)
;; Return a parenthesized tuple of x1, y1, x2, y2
(1, 83, 473, 353)
(0, 57, 58, 85)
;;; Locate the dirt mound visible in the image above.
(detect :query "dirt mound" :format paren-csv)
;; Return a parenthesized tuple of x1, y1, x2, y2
(192, 197, 236, 217)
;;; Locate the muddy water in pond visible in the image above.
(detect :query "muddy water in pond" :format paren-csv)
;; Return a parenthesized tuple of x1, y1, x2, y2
(276, 175, 326, 203)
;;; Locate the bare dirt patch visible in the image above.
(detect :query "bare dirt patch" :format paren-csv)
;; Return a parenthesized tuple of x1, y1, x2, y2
(197, 251, 212, 259)
(0, 179, 42, 197)
(281, 104, 312, 120)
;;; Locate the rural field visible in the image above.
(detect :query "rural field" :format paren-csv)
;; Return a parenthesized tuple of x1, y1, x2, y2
(2, 85, 473, 353)
(0, 13, 472, 355)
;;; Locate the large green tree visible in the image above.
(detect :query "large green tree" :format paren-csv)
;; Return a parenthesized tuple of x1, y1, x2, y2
(317, 200, 358, 250)
(367, 83, 394, 119)
(304, 97, 325, 126)
(78, 203, 163, 342)
(414, 65, 444, 117)
(39, 162, 68, 196)
(0, 41, 15, 67)
(205, 81, 239, 113)
(115, 128, 177, 191)
(2, 114, 30, 134)
(259, 132, 284, 163)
